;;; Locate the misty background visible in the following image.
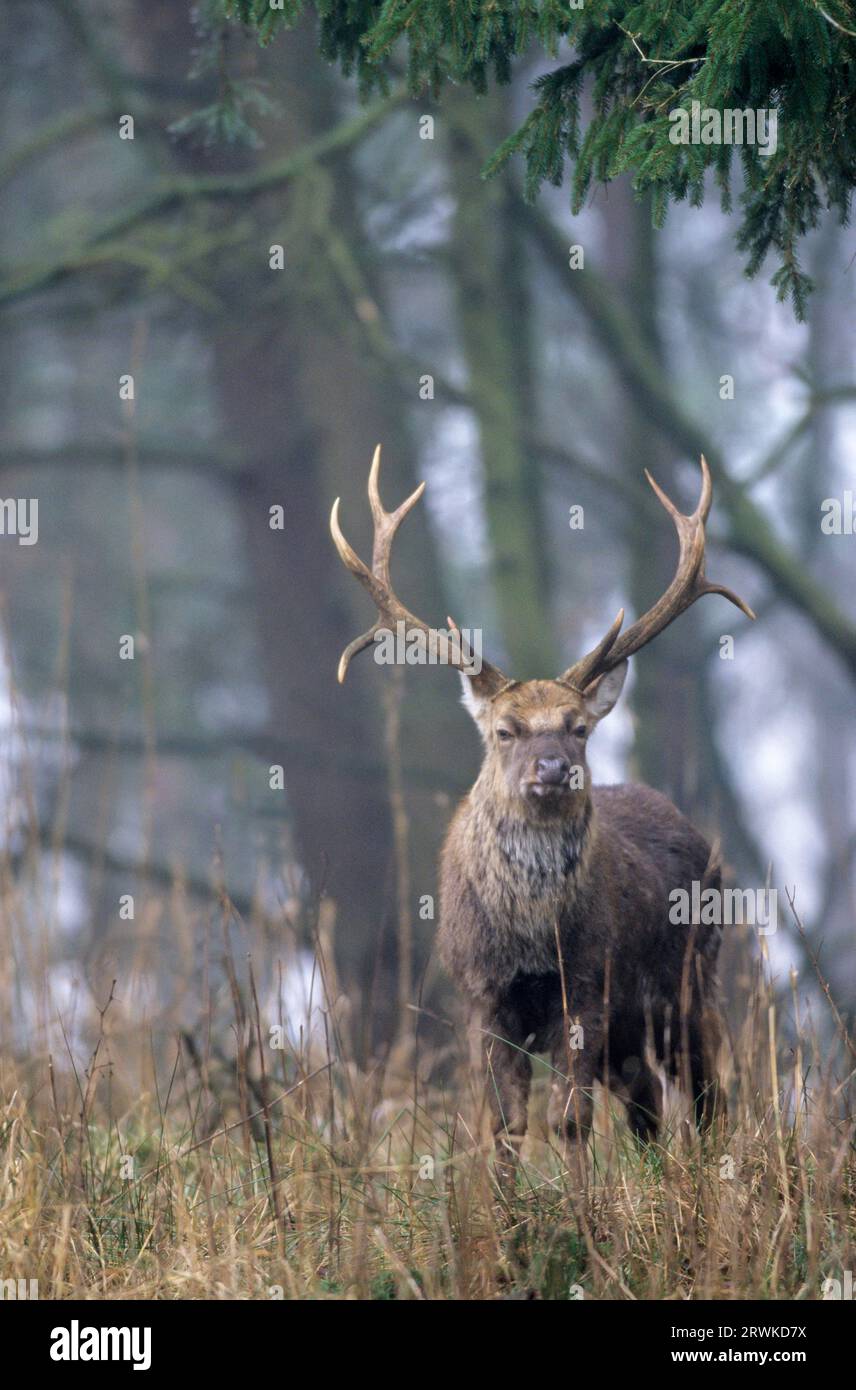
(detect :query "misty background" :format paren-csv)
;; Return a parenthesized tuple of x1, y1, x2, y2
(1, 0, 854, 1077)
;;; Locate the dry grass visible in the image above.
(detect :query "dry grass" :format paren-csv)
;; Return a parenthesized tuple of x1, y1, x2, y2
(1, 891, 854, 1302)
(4, 432, 851, 1302)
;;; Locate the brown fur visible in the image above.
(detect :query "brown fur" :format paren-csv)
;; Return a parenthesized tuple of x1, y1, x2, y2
(437, 675, 724, 1160)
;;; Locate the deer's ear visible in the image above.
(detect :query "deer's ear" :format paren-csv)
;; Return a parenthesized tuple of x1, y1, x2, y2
(459, 671, 489, 728)
(583, 660, 628, 721)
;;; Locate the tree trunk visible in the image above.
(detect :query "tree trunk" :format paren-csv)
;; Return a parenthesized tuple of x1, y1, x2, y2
(445, 87, 556, 678)
(604, 189, 712, 823)
(126, 7, 466, 1048)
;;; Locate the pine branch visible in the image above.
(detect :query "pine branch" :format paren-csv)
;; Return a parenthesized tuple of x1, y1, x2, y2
(224, 0, 856, 314)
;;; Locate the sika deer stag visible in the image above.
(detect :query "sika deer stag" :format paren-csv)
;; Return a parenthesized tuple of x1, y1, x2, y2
(331, 448, 753, 1169)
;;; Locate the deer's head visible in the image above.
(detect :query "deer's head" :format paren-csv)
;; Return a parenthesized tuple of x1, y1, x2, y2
(457, 671, 628, 820)
(331, 448, 753, 820)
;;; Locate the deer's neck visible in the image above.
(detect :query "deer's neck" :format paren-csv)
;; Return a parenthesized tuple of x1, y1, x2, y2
(494, 800, 593, 883)
(465, 777, 596, 918)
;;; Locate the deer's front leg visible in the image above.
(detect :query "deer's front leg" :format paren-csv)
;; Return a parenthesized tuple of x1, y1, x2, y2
(474, 1012, 532, 1180)
(547, 1017, 599, 1170)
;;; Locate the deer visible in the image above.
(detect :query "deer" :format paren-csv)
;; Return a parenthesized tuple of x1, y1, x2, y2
(330, 447, 754, 1173)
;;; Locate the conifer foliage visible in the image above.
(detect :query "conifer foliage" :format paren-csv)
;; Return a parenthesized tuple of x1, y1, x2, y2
(222, 1, 856, 316)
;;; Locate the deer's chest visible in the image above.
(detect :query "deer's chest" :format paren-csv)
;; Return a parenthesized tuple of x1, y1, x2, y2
(476, 820, 588, 977)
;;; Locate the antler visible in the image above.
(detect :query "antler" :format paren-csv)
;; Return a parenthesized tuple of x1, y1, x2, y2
(560, 457, 754, 691)
(330, 446, 512, 698)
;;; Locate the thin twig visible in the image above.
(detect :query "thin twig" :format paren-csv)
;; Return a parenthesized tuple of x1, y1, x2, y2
(178, 1061, 335, 1157)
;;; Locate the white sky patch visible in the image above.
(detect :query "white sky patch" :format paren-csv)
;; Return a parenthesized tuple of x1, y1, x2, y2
(263, 949, 328, 1048)
(420, 409, 488, 565)
(12, 960, 91, 1063)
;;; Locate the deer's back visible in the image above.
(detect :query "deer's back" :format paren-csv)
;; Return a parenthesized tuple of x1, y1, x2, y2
(583, 782, 722, 1016)
(591, 782, 716, 892)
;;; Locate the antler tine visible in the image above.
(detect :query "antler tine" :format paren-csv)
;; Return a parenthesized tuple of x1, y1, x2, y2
(557, 457, 754, 692)
(329, 495, 390, 683)
(367, 444, 426, 585)
(644, 451, 713, 528)
(695, 452, 713, 523)
(330, 496, 387, 615)
(558, 608, 625, 691)
(331, 446, 511, 695)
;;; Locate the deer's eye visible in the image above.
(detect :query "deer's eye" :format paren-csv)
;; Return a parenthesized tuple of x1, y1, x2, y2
(496, 727, 513, 742)
(573, 724, 587, 739)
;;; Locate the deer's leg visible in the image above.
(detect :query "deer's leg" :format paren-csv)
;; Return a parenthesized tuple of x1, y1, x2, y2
(609, 1056, 663, 1143)
(547, 1029, 597, 1148)
(688, 1010, 725, 1132)
(479, 1021, 532, 1179)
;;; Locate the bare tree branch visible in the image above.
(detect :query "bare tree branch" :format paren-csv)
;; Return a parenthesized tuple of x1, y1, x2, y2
(517, 196, 856, 683)
(0, 91, 405, 309)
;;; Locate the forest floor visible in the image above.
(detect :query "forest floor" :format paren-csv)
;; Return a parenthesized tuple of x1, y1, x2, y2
(2, 945, 854, 1301)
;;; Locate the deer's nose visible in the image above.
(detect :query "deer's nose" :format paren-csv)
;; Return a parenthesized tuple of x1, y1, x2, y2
(535, 756, 570, 784)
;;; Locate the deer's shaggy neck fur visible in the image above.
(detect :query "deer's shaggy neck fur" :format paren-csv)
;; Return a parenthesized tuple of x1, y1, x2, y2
(445, 771, 597, 987)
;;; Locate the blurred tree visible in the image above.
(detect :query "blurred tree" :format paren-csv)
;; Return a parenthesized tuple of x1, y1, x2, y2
(2, 0, 855, 1053)
(122, 2, 471, 1046)
(228, 0, 856, 316)
(597, 185, 709, 815)
(445, 84, 556, 677)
